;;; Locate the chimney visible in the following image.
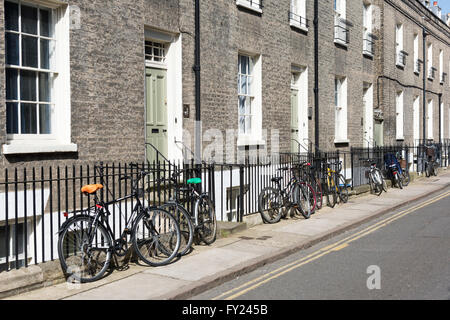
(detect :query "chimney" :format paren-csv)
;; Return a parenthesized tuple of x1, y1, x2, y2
(433, 1, 437, 6)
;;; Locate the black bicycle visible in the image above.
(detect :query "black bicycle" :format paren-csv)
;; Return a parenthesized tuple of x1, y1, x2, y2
(258, 167, 312, 223)
(365, 159, 386, 196)
(159, 167, 217, 256)
(57, 165, 181, 283)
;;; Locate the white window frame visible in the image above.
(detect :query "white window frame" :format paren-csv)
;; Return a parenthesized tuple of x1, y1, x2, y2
(439, 49, 444, 83)
(395, 91, 404, 140)
(363, 2, 373, 57)
(395, 24, 405, 68)
(427, 99, 434, 139)
(427, 43, 434, 79)
(0, 222, 28, 270)
(334, 76, 348, 143)
(334, 0, 347, 46)
(290, 0, 307, 31)
(2, 0, 76, 155)
(237, 53, 263, 147)
(236, 0, 262, 14)
(413, 33, 420, 74)
(440, 102, 444, 141)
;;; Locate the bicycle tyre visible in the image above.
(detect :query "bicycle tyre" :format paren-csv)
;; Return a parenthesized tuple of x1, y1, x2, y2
(258, 187, 283, 224)
(395, 173, 403, 189)
(432, 163, 439, 176)
(160, 203, 194, 256)
(298, 182, 315, 219)
(337, 174, 349, 203)
(313, 177, 323, 210)
(401, 171, 410, 186)
(132, 208, 181, 267)
(58, 215, 112, 283)
(195, 194, 217, 245)
(425, 162, 431, 178)
(325, 178, 337, 208)
(371, 170, 383, 196)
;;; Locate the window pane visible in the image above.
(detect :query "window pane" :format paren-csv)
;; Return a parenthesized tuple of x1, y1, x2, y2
(6, 102, 19, 134)
(39, 104, 51, 134)
(245, 116, 252, 133)
(239, 116, 245, 134)
(39, 72, 52, 102)
(21, 5, 38, 35)
(240, 75, 247, 94)
(5, 1, 19, 31)
(20, 103, 37, 134)
(6, 68, 18, 100)
(40, 9, 52, 37)
(40, 39, 55, 70)
(239, 55, 248, 75)
(239, 96, 246, 115)
(20, 70, 37, 101)
(5, 33, 19, 65)
(22, 36, 38, 68)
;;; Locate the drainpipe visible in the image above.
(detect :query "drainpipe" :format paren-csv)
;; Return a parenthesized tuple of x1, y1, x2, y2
(422, 26, 427, 145)
(194, 0, 201, 164)
(314, 0, 319, 153)
(439, 92, 442, 144)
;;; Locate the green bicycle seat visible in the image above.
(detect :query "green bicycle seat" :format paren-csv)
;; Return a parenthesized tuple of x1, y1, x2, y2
(187, 177, 202, 184)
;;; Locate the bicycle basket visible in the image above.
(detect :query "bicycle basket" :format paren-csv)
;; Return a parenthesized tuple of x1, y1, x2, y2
(426, 147, 435, 157)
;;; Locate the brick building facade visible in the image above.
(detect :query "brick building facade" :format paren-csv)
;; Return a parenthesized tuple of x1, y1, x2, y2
(0, 0, 449, 169)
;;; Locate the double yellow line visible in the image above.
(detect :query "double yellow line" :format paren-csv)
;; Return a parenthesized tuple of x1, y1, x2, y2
(213, 189, 450, 300)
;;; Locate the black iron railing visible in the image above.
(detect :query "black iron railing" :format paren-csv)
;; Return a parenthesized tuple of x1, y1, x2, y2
(1, 142, 449, 273)
(289, 11, 309, 29)
(334, 24, 349, 45)
(396, 50, 407, 67)
(363, 37, 375, 56)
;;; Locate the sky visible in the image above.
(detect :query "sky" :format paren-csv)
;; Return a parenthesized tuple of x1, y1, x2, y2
(436, 0, 450, 16)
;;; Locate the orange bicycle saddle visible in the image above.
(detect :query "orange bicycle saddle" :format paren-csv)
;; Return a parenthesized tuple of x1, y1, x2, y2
(81, 184, 103, 194)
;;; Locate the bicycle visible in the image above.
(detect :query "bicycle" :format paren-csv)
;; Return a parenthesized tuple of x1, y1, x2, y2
(295, 161, 322, 212)
(258, 166, 313, 223)
(424, 145, 439, 177)
(324, 161, 349, 207)
(365, 159, 386, 196)
(159, 167, 217, 255)
(57, 165, 181, 283)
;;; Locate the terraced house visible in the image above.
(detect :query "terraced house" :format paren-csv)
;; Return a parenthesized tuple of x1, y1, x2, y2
(0, 0, 449, 168)
(0, 0, 449, 270)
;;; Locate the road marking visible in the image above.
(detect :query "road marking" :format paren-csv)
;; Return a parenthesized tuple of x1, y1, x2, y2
(213, 189, 450, 300)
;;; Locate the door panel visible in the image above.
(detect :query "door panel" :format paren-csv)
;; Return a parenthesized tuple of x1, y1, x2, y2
(146, 67, 168, 163)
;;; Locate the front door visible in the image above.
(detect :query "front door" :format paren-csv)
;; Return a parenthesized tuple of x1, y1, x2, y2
(363, 85, 373, 147)
(146, 67, 168, 163)
(291, 89, 299, 153)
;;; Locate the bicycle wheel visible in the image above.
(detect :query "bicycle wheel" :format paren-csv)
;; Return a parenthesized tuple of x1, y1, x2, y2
(58, 215, 112, 283)
(258, 187, 283, 224)
(401, 171, 410, 186)
(298, 182, 315, 218)
(195, 194, 217, 245)
(395, 173, 403, 189)
(337, 174, 349, 203)
(325, 178, 337, 208)
(160, 203, 194, 256)
(132, 208, 181, 267)
(371, 170, 383, 196)
(311, 177, 323, 210)
(432, 163, 439, 176)
(425, 162, 432, 177)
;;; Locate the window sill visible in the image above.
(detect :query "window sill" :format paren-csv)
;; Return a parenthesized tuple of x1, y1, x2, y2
(237, 137, 266, 147)
(290, 21, 308, 32)
(334, 139, 349, 144)
(363, 51, 374, 58)
(2, 142, 78, 155)
(236, 0, 262, 14)
(334, 39, 348, 47)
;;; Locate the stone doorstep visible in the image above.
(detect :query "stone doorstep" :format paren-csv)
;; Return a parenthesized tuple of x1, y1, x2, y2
(0, 168, 447, 299)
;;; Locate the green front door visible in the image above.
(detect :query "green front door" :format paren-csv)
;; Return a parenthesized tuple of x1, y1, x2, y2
(146, 67, 168, 163)
(291, 89, 299, 153)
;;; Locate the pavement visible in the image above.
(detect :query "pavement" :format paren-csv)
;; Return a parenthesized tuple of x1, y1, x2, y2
(3, 170, 450, 300)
